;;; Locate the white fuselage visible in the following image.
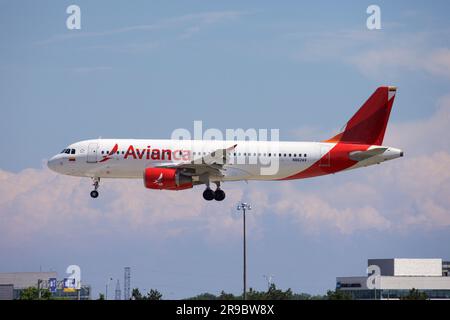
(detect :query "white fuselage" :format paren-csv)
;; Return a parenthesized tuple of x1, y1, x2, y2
(47, 139, 402, 182)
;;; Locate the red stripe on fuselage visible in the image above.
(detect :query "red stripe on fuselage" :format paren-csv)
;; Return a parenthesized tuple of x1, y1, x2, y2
(279, 143, 371, 180)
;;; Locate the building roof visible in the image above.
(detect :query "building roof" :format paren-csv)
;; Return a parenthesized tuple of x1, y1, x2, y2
(368, 258, 443, 276)
(0, 272, 58, 289)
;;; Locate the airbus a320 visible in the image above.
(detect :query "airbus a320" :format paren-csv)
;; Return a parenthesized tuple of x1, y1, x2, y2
(48, 86, 403, 201)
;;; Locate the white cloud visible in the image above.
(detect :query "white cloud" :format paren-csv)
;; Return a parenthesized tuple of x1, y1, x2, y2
(269, 185, 391, 235)
(385, 94, 450, 154)
(0, 94, 449, 246)
(290, 29, 450, 79)
(351, 46, 450, 79)
(85, 42, 159, 54)
(37, 11, 248, 45)
(0, 167, 247, 247)
(424, 48, 450, 78)
(179, 26, 201, 40)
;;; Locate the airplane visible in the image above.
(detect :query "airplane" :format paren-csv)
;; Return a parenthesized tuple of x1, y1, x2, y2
(48, 86, 403, 201)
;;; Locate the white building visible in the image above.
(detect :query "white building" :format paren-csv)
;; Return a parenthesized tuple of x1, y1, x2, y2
(0, 272, 91, 300)
(336, 258, 450, 299)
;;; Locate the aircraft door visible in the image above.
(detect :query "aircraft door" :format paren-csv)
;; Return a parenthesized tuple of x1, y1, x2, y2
(87, 143, 99, 163)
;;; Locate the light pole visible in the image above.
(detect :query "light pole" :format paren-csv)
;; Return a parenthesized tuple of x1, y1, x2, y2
(237, 202, 251, 300)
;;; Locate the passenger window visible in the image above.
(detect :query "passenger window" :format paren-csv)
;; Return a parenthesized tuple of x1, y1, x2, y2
(294, 154, 297, 157)
(304, 154, 307, 157)
(289, 154, 291, 157)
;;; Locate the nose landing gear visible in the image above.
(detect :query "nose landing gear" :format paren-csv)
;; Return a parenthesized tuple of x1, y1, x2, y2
(90, 190, 99, 198)
(90, 177, 100, 198)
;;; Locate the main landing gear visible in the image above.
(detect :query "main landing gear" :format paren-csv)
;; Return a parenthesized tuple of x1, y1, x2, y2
(90, 177, 100, 198)
(202, 182, 226, 201)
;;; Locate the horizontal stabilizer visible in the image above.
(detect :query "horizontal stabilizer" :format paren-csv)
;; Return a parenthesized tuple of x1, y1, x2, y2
(349, 147, 387, 161)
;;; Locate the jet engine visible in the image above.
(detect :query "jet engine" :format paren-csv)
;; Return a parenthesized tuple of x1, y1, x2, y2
(143, 168, 193, 190)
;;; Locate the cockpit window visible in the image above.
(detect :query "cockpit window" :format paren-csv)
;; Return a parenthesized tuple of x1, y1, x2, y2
(65, 149, 71, 154)
(61, 149, 66, 153)
(71, 149, 76, 154)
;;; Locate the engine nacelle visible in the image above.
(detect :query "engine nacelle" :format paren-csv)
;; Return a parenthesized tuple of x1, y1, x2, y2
(143, 168, 193, 190)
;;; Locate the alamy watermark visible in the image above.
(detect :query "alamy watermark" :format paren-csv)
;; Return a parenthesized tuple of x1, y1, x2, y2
(366, 5, 381, 30)
(66, 4, 81, 30)
(366, 265, 381, 289)
(171, 121, 281, 175)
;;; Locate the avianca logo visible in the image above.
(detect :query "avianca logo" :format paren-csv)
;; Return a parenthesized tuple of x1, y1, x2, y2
(124, 145, 191, 161)
(154, 173, 164, 186)
(99, 144, 118, 163)
(98, 144, 191, 163)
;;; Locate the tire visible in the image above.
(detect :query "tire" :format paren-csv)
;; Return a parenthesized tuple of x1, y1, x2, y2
(90, 190, 99, 198)
(202, 188, 215, 201)
(214, 189, 226, 201)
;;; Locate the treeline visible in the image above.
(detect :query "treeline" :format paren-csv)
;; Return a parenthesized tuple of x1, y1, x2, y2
(18, 284, 428, 300)
(129, 283, 352, 300)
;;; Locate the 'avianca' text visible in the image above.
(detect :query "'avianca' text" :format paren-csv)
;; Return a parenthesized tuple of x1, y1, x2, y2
(124, 145, 191, 161)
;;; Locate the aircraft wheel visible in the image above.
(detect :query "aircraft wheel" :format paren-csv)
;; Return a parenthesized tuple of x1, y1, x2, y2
(90, 190, 99, 198)
(214, 189, 226, 201)
(203, 188, 215, 201)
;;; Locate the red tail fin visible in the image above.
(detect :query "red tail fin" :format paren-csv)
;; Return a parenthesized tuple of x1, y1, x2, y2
(325, 86, 396, 145)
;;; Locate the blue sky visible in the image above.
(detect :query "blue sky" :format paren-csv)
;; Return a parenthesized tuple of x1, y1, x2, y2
(1, 1, 450, 299)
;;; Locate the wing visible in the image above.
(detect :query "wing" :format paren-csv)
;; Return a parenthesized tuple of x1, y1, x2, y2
(155, 144, 238, 178)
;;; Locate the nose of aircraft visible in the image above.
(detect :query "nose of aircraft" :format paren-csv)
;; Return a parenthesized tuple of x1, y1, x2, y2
(47, 156, 59, 173)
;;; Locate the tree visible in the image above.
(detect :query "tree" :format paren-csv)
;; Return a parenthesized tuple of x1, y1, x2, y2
(187, 292, 219, 300)
(246, 284, 294, 300)
(147, 289, 163, 300)
(19, 287, 51, 300)
(218, 291, 238, 300)
(131, 288, 163, 300)
(400, 288, 428, 300)
(97, 293, 105, 300)
(131, 288, 143, 300)
(326, 290, 352, 300)
(292, 292, 327, 300)
(186, 284, 325, 300)
(184, 285, 334, 300)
